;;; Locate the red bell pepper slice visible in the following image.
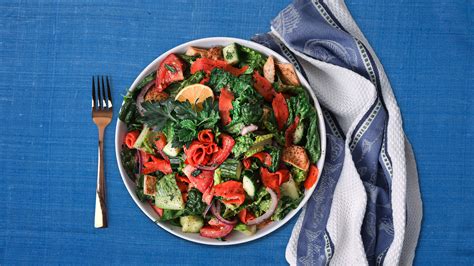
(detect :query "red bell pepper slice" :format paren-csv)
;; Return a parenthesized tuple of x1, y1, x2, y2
(143, 155, 172, 174)
(285, 116, 300, 146)
(154, 133, 167, 151)
(213, 180, 246, 206)
(304, 164, 319, 190)
(155, 53, 185, 92)
(184, 141, 211, 166)
(272, 93, 289, 130)
(252, 71, 275, 102)
(200, 218, 234, 239)
(218, 88, 234, 126)
(209, 134, 235, 166)
(124, 130, 140, 149)
(191, 58, 248, 76)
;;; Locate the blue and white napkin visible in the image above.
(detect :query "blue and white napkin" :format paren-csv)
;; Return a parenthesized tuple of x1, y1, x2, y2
(253, 0, 423, 265)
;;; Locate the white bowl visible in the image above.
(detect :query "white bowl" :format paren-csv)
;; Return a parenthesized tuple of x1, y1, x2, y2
(115, 37, 326, 245)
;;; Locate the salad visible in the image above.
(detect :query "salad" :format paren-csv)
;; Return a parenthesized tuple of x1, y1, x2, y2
(119, 42, 321, 239)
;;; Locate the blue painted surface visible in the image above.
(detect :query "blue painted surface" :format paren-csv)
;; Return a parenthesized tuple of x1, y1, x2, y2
(0, 0, 472, 265)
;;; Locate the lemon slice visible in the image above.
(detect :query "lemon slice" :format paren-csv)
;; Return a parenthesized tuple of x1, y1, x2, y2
(175, 84, 214, 108)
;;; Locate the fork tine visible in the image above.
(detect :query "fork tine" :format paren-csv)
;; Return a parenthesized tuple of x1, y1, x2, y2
(106, 76, 113, 108)
(92, 76, 96, 109)
(101, 76, 108, 109)
(97, 76, 102, 109)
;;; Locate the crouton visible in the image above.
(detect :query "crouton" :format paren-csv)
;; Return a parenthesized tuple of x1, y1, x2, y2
(185, 46, 208, 57)
(206, 47, 223, 60)
(282, 145, 309, 171)
(143, 175, 157, 196)
(185, 46, 223, 60)
(263, 56, 275, 83)
(276, 63, 300, 86)
(145, 88, 169, 102)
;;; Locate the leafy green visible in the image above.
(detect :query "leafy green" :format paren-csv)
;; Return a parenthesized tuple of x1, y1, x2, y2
(208, 68, 234, 92)
(305, 112, 321, 163)
(160, 209, 184, 221)
(271, 196, 302, 221)
(141, 98, 220, 147)
(183, 188, 207, 216)
(247, 188, 270, 217)
(232, 135, 254, 158)
(266, 146, 281, 172)
(238, 45, 267, 74)
(121, 146, 137, 181)
(286, 92, 312, 127)
(262, 112, 285, 146)
(291, 167, 308, 183)
(135, 174, 153, 202)
(178, 54, 199, 65)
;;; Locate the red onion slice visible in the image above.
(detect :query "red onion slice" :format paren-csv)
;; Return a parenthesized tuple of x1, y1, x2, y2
(203, 201, 213, 217)
(246, 188, 278, 225)
(136, 81, 155, 116)
(211, 201, 238, 225)
(196, 164, 219, 171)
(240, 124, 258, 136)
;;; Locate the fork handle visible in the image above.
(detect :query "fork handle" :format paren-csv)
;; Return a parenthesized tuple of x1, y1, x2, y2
(94, 127, 108, 228)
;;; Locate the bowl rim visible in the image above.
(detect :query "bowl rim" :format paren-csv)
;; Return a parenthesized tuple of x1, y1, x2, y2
(115, 37, 326, 245)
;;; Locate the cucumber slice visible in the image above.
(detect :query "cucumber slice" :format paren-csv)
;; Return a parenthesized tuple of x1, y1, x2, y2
(293, 122, 304, 144)
(214, 168, 222, 185)
(281, 178, 300, 200)
(223, 43, 240, 65)
(220, 159, 242, 180)
(155, 174, 184, 210)
(180, 215, 204, 233)
(163, 142, 181, 157)
(243, 175, 257, 199)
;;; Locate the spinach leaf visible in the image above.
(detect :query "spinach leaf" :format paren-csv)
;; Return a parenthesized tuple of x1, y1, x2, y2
(119, 71, 157, 125)
(178, 54, 199, 65)
(183, 188, 206, 216)
(120, 146, 137, 181)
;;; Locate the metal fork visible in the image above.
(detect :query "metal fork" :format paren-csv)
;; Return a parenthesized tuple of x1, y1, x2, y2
(91, 76, 113, 228)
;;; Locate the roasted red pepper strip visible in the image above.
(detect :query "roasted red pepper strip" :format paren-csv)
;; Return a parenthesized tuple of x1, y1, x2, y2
(250, 152, 272, 168)
(285, 116, 300, 146)
(260, 167, 290, 196)
(238, 208, 256, 224)
(304, 164, 319, 190)
(186, 169, 214, 193)
(209, 134, 235, 166)
(154, 133, 167, 151)
(242, 158, 252, 169)
(184, 141, 211, 166)
(143, 155, 172, 174)
(252, 71, 275, 102)
(124, 130, 140, 149)
(213, 180, 246, 206)
(198, 129, 218, 155)
(272, 93, 289, 130)
(191, 58, 248, 76)
(218, 88, 234, 126)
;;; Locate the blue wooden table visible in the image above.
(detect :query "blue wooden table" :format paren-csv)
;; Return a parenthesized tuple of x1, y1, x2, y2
(0, 0, 472, 265)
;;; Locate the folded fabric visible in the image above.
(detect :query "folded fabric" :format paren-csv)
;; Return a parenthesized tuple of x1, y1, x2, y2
(252, 0, 422, 265)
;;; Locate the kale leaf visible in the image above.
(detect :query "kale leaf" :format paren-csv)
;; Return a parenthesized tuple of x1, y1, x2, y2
(238, 45, 267, 74)
(232, 134, 254, 158)
(121, 146, 137, 181)
(305, 112, 321, 164)
(271, 196, 302, 221)
(183, 188, 206, 216)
